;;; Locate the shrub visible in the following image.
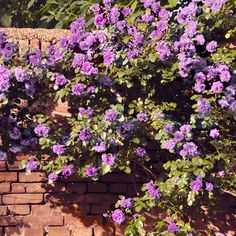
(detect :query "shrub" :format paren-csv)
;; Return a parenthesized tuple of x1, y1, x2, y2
(0, 0, 236, 234)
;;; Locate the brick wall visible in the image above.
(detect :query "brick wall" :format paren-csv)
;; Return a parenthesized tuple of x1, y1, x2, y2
(0, 154, 145, 235)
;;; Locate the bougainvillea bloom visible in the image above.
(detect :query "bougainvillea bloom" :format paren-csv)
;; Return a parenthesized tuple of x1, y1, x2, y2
(112, 209, 125, 224)
(190, 176, 203, 191)
(34, 124, 49, 137)
(26, 160, 39, 172)
(62, 165, 75, 177)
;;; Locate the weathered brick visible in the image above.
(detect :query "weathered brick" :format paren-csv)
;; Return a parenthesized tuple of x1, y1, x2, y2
(7, 161, 21, 171)
(8, 205, 30, 215)
(0, 183, 10, 192)
(70, 226, 93, 236)
(5, 226, 24, 235)
(93, 226, 115, 236)
(0, 172, 17, 182)
(24, 226, 44, 235)
(31, 204, 61, 215)
(109, 183, 127, 193)
(11, 183, 25, 193)
(0, 162, 6, 171)
(19, 172, 45, 182)
(24, 183, 46, 193)
(88, 183, 107, 193)
(30, 38, 40, 50)
(48, 227, 70, 236)
(0, 227, 2, 236)
(0, 216, 23, 226)
(3, 194, 43, 204)
(45, 193, 84, 204)
(18, 39, 29, 56)
(41, 41, 51, 51)
(85, 193, 117, 204)
(67, 183, 86, 193)
(91, 204, 111, 215)
(24, 215, 63, 226)
(46, 183, 66, 193)
(0, 206, 7, 216)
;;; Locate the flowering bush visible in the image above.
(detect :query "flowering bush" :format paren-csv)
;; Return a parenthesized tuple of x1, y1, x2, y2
(1, 0, 236, 234)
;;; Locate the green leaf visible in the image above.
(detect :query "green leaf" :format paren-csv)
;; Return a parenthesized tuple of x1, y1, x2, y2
(28, 0, 35, 9)
(168, 0, 178, 7)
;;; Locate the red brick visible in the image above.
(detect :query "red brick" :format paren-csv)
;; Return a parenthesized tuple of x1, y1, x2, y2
(24, 183, 46, 193)
(19, 172, 45, 182)
(7, 161, 21, 170)
(70, 226, 93, 236)
(41, 41, 51, 51)
(0, 206, 7, 216)
(67, 183, 86, 193)
(85, 193, 117, 204)
(8, 205, 30, 215)
(88, 183, 107, 192)
(45, 193, 84, 204)
(0, 228, 2, 235)
(3, 194, 43, 204)
(109, 183, 127, 193)
(91, 204, 111, 215)
(47, 183, 66, 192)
(5, 226, 24, 235)
(65, 215, 102, 227)
(48, 227, 70, 236)
(11, 183, 25, 193)
(24, 215, 63, 226)
(18, 39, 29, 56)
(24, 226, 44, 235)
(93, 226, 115, 236)
(0, 183, 10, 192)
(30, 38, 40, 50)
(0, 216, 23, 226)
(0, 162, 6, 171)
(0, 172, 17, 182)
(31, 204, 61, 215)
(101, 173, 140, 183)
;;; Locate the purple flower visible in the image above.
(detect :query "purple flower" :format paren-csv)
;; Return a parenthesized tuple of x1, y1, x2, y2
(146, 182, 162, 199)
(210, 128, 220, 139)
(119, 198, 132, 208)
(52, 144, 65, 155)
(0, 151, 7, 161)
(122, 7, 131, 17)
(79, 107, 93, 116)
(219, 70, 231, 82)
(78, 128, 91, 141)
(71, 83, 85, 96)
(101, 153, 116, 165)
(26, 160, 39, 172)
(156, 40, 171, 61)
(93, 141, 106, 153)
(72, 53, 86, 68)
(163, 140, 176, 150)
(62, 165, 75, 177)
(109, 7, 120, 24)
(105, 109, 118, 121)
(211, 81, 224, 93)
(195, 34, 205, 45)
(193, 83, 206, 93)
(112, 209, 125, 224)
(94, 14, 106, 27)
(136, 112, 148, 122)
(136, 147, 146, 157)
(15, 68, 28, 82)
(174, 131, 184, 142)
(0, 32, 7, 45)
(141, 14, 154, 23)
(86, 166, 97, 177)
(206, 41, 218, 52)
(81, 61, 98, 76)
(168, 222, 179, 234)
(158, 9, 170, 19)
(190, 176, 203, 191)
(0, 64, 11, 91)
(29, 50, 41, 67)
(204, 0, 228, 12)
(122, 122, 135, 131)
(180, 124, 191, 134)
(70, 17, 86, 33)
(103, 51, 115, 67)
(197, 98, 211, 115)
(96, 31, 107, 43)
(164, 123, 174, 133)
(194, 72, 206, 83)
(54, 74, 68, 88)
(180, 142, 198, 158)
(48, 172, 58, 181)
(90, 4, 100, 14)
(218, 171, 225, 177)
(8, 127, 21, 140)
(1, 42, 15, 60)
(205, 182, 213, 192)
